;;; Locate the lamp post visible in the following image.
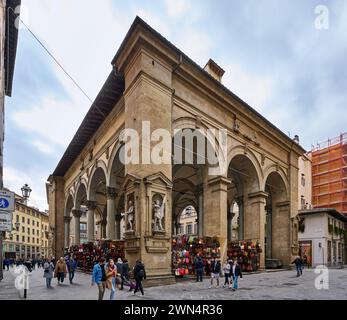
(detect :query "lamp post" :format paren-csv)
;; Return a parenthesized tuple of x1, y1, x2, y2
(21, 184, 32, 205)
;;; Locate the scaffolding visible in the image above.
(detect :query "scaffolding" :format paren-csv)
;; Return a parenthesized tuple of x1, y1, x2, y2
(311, 133, 347, 215)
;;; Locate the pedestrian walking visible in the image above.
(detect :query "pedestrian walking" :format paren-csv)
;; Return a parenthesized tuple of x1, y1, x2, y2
(54, 257, 67, 285)
(116, 258, 123, 289)
(292, 256, 303, 277)
(66, 256, 77, 284)
(3, 258, 10, 271)
(43, 259, 54, 288)
(105, 259, 117, 300)
(133, 259, 146, 296)
(231, 260, 243, 291)
(195, 256, 204, 282)
(209, 258, 221, 289)
(223, 260, 231, 288)
(121, 259, 130, 291)
(91, 257, 107, 300)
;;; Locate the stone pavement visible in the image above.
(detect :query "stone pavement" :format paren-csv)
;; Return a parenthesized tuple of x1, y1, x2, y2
(0, 269, 20, 300)
(0, 266, 346, 300)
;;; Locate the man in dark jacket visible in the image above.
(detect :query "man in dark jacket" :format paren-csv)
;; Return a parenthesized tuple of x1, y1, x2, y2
(66, 257, 78, 284)
(209, 258, 221, 288)
(292, 256, 303, 277)
(133, 260, 146, 296)
(121, 259, 130, 290)
(231, 260, 242, 291)
(195, 256, 204, 282)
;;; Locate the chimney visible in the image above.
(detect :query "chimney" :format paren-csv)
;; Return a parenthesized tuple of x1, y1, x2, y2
(204, 59, 225, 83)
(294, 135, 300, 144)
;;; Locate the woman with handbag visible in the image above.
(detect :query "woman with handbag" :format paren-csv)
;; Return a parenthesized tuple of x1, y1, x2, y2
(105, 259, 117, 300)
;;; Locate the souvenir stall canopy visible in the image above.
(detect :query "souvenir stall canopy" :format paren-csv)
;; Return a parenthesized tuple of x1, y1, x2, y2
(66, 240, 125, 272)
(227, 240, 261, 272)
(172, 235, 221, 277)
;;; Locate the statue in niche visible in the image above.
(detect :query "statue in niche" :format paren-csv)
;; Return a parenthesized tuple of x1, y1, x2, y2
(121, 200, 135, 232)
(153, 198, 165, 232)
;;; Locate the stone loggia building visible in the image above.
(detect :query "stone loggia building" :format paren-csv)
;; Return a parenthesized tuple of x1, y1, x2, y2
(47, 17, 305, 281)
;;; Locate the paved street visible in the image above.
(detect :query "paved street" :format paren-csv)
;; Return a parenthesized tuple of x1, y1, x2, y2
(1, 266, 346, 300)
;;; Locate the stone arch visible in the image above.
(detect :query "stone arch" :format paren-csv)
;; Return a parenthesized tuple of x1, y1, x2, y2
(262, 165, 289, 198)
(172, 119, 227, 175)
(88, 161, 108, 201)
(107, 141, 125, 189)
(263, 169, 290, 265)
(228, 145, 263, 188)
(75, 182, 87, 209)
(64, 193, 74, 217)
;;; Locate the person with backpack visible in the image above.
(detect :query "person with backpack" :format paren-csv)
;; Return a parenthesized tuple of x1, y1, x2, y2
(292, 256, 304, 277)
(91, 257, 107, 300)
(133, 260, 146, 296)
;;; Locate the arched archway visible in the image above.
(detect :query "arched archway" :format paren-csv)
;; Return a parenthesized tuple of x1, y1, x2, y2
(264, 171, 290, 265)
(175, 205, 198, 236)
(227, 153, 261, 243)
(64, 194, 74, 248)
(88, 167, 107, 240)
(108, 143, 125, 240)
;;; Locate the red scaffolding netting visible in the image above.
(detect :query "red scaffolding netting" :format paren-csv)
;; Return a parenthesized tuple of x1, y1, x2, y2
(311, 133, 347, 215)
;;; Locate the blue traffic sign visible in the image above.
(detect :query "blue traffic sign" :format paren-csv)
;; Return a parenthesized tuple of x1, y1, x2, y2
(0, 198, 9, 209)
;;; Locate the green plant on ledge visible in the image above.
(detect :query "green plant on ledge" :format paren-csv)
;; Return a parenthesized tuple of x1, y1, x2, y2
(328, 224, 333, 234)
(334, 226, 339, 235)
(298, 223, 305, 233)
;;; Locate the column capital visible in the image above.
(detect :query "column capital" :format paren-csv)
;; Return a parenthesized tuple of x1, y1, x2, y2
(106, 187, 117, 199)
(248, 191, 269, 200)
(72, 209, 83, 218)
(86, 200, 97, 210)
(64, 216, 72, 223)
(207, 176, 231, 187)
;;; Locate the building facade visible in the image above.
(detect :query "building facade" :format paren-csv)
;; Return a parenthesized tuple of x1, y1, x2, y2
(176, 206, 198, 236)
(47, 17, 305, 280)
(2, 194, 50, 260)
(298, 209, 346, 266)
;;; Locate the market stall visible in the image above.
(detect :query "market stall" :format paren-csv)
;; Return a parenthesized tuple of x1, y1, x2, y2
(171, 235, 221, 277)
(227, 240, 261, 272)
(67, 240, 125, 273)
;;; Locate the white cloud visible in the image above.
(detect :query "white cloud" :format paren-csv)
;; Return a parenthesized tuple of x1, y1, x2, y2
(165, 0, 191, 18)
(223, 63, 274, 111)
(31, 140, 55, 155)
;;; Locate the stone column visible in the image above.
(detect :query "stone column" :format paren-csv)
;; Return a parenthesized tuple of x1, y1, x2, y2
(196, 184, 204, 237)
(64, 216, 72, 248)
(106, 187, 117, 240)
(115, 214, 122, 240)
(245, 191, 268, 269)
(236, 196, 244, 240)
(86, 201, 97, 243)
(72, 209, 83, 245)
(204, 176, 231, 262)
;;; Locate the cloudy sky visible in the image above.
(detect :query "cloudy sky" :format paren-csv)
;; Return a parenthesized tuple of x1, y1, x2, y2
(4, 0, 347, 210)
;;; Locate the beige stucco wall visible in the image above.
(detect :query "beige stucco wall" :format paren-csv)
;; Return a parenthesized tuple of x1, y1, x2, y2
(298, 154, 312, 209)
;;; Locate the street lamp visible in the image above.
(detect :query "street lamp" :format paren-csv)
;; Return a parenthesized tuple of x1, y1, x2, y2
(21, 184, 32, 205)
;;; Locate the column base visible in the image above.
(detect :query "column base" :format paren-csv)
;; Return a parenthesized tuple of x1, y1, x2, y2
(142, 274, 176, 288)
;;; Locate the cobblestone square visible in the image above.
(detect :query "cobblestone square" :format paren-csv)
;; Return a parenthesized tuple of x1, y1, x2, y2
(1, 267, 346, 300)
